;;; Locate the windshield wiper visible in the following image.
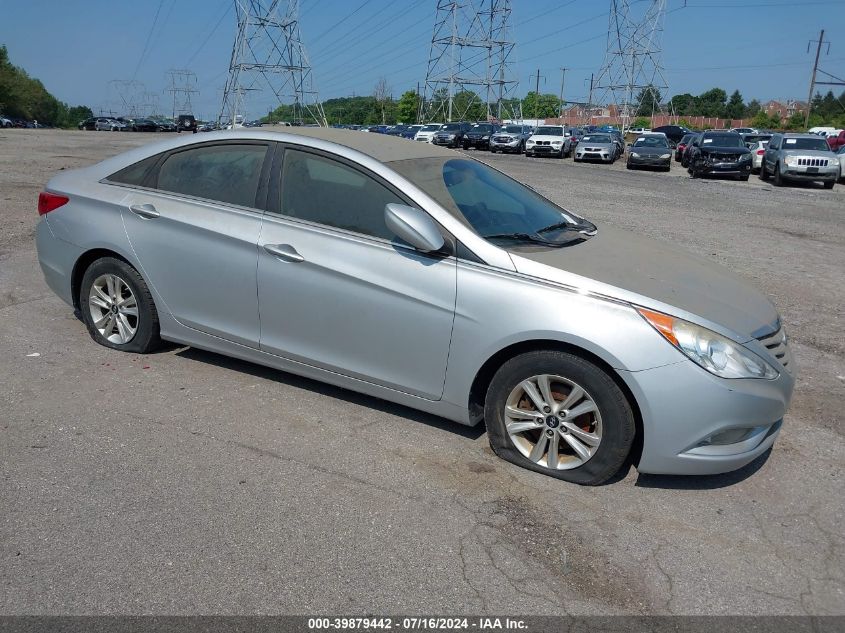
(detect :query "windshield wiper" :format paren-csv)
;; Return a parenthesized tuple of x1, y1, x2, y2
(483, 232, 549, 244)
(536, 221, 597, 236)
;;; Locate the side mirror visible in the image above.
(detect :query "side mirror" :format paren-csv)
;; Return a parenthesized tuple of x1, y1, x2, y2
(385, 203, 445, 253)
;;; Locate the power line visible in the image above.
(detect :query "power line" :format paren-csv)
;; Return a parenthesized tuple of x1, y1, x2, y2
(131, 0, 166, 81)
(185, 1, 233, 68)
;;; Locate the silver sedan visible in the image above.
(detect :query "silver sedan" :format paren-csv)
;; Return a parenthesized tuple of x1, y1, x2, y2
(574, 133, 618, 163)
(35, 128, 794, 484)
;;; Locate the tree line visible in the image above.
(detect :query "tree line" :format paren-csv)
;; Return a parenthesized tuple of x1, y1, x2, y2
(0, 46, 92, 127)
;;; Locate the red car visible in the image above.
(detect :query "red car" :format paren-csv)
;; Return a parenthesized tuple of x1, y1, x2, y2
(674, 133, 696, 162)
(827, 130, 845, 152)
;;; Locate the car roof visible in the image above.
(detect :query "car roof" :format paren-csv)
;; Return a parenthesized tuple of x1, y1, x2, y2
(779, 132, 825, 139)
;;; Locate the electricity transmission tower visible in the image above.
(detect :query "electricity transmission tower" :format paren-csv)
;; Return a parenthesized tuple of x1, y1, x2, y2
(420, 0, 520, 123)
(166, 69, 199, 118)
(219, 0, 327, 127)
(593, 0, 668, 129)
(107, 80, 145, 117)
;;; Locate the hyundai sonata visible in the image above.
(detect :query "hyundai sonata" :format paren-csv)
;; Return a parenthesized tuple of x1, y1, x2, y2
(35, 128, 794, 485)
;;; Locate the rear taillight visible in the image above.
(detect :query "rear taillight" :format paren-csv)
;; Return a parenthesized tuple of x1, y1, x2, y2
(38, 192, 69, 215)
(756, 149, 765, 155)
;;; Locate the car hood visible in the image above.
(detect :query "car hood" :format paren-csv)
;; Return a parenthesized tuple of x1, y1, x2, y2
(578, 142, 614, 149)
(508, 224, 777, 341)
(530, 135, 565, 142)
(467, 131, 493, 137)
(781, 149, 835, 158)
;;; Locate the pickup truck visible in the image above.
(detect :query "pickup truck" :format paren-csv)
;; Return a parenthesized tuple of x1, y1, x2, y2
(827, 130, 845, 151)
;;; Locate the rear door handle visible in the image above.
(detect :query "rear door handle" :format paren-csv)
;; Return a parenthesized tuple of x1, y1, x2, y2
(129, 203, 160, 219)
(264, 243, 305, 263)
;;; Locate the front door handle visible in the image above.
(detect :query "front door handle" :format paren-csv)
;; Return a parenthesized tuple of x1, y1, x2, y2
(129, 203, 160, 219)
(264, 243, 305, 263)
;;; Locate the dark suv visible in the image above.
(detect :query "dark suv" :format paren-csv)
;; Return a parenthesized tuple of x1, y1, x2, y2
(687, 131, 753, 180)
(432, 122, 472, 148)
(176, 115, 197, 133)
(462, 122, 499, 150)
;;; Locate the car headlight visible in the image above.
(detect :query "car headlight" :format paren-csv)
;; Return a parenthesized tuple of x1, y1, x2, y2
(552, 141, 562, 146)
(660, 153, 671, 159)
(482, 135, 489, 139)
(784, 156, 798, 166)
(631, 152, 640, 158)
(638, 308, 779, 379)
(526, 140, 535, 145)
(830, 157, 840, 166)
(739, 153, 751, 161)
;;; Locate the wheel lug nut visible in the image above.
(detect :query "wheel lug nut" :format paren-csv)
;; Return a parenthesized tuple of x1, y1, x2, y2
(545, 429, 554, 437)
(543, 406, 551, 413)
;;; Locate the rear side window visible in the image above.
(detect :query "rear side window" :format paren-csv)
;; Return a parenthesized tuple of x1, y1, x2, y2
(156, 144, 268, 208)
(108, 154, 162, 187)
(278, 149, 404, 240)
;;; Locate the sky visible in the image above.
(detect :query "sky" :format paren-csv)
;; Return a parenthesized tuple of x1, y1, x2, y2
(2, 0, 845, 121)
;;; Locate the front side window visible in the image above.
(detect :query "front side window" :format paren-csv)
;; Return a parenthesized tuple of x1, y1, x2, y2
(278, 150, 404, 241)
(155, 144, 268, 207)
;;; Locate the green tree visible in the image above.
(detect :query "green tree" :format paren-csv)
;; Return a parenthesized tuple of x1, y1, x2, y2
(745, 99, 761, 117)
(668, 93, 695, 116)
(521, 91, 562, 119)
(725, 90, 745, 120)
(396, 90, 420, 123)
(635, 84, 662, 116)
(696, 87, 728, 117)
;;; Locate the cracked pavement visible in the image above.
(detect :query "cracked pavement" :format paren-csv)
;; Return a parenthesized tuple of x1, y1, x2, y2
(1, 129, 843, 615)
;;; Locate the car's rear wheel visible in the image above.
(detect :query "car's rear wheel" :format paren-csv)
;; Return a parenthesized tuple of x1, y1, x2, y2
(484, 351, 635, 485)
(760, 163, 769, 180)
(80, 257, 161, 354)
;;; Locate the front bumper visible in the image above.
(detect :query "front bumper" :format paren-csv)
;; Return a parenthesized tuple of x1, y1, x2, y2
(698, 161, 753, 176)
(628, 155, 670, 167)
(463, 137, 489, 148)
(576, 151, 612, 162)
(526, 144, 563, 156)
(490, 138, 521, 152)
(782, 166, 838, 181)
(622, 358, 794, 475)
(432, 135, 458, 146)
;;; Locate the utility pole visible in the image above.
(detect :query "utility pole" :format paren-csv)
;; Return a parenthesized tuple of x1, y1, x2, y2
(806, 29, 825, 128)
(558, 67, 567, 119)
(534, 69, 541, 121)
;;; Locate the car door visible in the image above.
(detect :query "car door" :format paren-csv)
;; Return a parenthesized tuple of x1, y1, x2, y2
(764, 134, 781, 172)
(116, 140, 272, 347)
(257, 146, 457, 400)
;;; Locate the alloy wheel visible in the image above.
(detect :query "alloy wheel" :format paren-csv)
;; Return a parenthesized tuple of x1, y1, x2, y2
(504, 374, 602, 470)
(88, 274, 139, 344)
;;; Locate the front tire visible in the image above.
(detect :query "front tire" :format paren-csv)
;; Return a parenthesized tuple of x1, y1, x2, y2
(80, 257, 161, 354)
(484, 351, 635, 486)
(774, 163, 784, 187)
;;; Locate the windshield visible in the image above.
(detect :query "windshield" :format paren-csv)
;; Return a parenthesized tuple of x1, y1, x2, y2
(534, 126, 564, 136)
(472, 124, 493, 132)
(783, 137, 832, 151)
(421, 124, 441, 131)
(701, 134, 744, 148)
(442, 123, 461, 131)
(503, 126, 524, 133)
(633, 136, 669, 148)
(582, 134, 611, 143)
(390, 157, 594, 245)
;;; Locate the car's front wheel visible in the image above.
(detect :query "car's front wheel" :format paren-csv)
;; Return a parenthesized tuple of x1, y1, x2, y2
(80, 257, 161, 354)
(484, 350, 635, 485)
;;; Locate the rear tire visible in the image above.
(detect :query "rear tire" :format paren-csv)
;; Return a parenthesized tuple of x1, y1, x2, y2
(760, 163, 769, 181)
(484, 350, 635, 486)
(79, 257, 162, 354)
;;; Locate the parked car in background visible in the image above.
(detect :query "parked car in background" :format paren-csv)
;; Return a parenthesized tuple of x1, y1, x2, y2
(674, 133, 695, 162)
(761, 133, 839, 189)
(176, 114, 197, 133)
(651, 124, 691, 147)
(826, 130, 845, 151)
(628, 127, 651, 134)
(2, 114, 14, 127)
(740, 133, 772, 150)
(95, 117, 126, 131)
(525, 125, 572, 158)
(609, 129, 625, 157)
(78, 117, 97, 130)
(568, 128, 584, 149)
(432, 122, 472, 148)
(132, 118, 159, 132)
(489, 124, 533, 154)
(747, 140, 769, 173)
(414, 123, 443, 143)
(574, 133, 617, 163)
(152, 117, 176, 132)
(626, 133, 672, 171)
(462, 122, 498, 150)
(34, 127, 794, 485)
(838, 146, 845, 182)
(681, 133, 701, 168)
(731, 127, 757, 135)
(687, 131, 753, 180)
(401, 124, 423, 139)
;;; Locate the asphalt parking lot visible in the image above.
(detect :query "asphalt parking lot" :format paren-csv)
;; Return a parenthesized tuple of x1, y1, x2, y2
(1, 129, 843, 615)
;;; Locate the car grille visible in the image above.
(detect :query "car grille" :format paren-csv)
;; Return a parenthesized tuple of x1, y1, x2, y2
(584, 147, 605, 152)
(710, 153, 740, 162)
(535, 140, 551, 145)
(492, 136, 512, 142)
(796, 157, 828, 167)
(756, 324, 791, 369)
